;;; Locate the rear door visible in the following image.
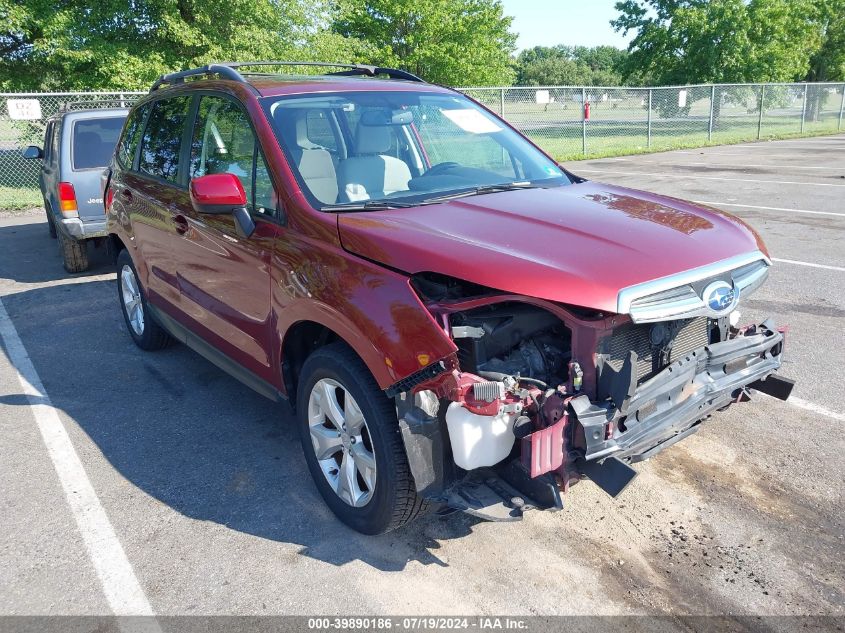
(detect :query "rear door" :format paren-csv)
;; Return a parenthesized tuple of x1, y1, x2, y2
(67, 114, 127, 220)
(124, 95, 194, 311)
(175, 93, 280, 383)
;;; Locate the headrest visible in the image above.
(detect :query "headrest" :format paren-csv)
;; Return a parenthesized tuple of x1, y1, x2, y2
(354, 123, 392, 155)
(295, 114, 315, 149)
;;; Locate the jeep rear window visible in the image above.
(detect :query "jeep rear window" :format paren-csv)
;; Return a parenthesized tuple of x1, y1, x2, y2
(71, 117, 126, 170)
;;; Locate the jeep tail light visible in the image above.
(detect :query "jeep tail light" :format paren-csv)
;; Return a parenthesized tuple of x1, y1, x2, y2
(58, 182, 78, 218)
(105, 187, 114, 212)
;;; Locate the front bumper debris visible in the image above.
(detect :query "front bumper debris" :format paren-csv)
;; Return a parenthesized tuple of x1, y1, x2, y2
(578, 320, 785, 464)
(521, 320, 787, 498)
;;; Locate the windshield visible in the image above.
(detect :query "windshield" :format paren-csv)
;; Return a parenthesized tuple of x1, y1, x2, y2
(71, 116, 126, 170)
(263, 91, 571, 210)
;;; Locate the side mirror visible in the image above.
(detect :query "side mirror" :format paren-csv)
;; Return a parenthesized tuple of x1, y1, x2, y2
(23, 145, 43, 160)
(190, 173, 255, 238)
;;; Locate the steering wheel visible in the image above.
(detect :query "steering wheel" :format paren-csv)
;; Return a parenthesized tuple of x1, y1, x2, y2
(424, 162, 461, 177)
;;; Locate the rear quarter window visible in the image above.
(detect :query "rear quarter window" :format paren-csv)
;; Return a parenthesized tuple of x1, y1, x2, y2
(71, 117, 126, 170)
(116, 104, 150, 169)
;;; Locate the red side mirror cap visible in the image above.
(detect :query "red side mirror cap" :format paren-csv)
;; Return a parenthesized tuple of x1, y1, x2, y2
(190, 173, 247, 215)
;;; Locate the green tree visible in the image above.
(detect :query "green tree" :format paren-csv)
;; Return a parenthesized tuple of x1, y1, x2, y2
(807, 0, 845, 81)
(0, 0, 372, 91)
(514, 44, 628, 86)
(611, 0, 821, 85)
(517, 57, 584, 86)
(332, 0, 517, 86)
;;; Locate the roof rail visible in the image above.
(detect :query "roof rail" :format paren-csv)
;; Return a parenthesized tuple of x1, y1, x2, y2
(150, 61, 425, 92)
(58, 99, 133, 112)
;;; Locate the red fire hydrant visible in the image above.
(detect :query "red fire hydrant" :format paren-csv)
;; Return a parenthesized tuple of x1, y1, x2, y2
(584, 102, 590, 120)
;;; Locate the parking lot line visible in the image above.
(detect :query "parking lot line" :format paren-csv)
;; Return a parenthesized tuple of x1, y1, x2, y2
(785, 397, 845, 422)
(575, 168, 845, 188)
(693, 201, 845, 218)
(0, 297, 159, 623)
(672, 161, 844, 171)
(675, 150, 845, 160)
(771, 257, 845, 272)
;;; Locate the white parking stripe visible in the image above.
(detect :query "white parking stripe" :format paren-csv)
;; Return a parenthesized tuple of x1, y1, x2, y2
(772, 258, 845, 272)
(576, 168, 845, 188)
(667, 161, 842, 171)
(674, 150, 844, 160)
(0, 298, 160, 624)
(693, 201, 845, 218)
(780, 396, 845, 422)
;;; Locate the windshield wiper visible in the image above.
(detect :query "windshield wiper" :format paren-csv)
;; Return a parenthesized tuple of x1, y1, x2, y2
(321, 200, 418, 212)
(418, 181, 541, 205)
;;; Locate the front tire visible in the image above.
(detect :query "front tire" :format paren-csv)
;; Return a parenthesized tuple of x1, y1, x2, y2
(116, 248, 171, 351)
(296, 343, 430, 534)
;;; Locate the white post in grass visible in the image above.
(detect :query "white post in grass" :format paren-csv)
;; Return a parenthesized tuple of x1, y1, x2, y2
(800, 83, 808, 133)
(708, 84, 716, 142)
(582, 87, 587, 156)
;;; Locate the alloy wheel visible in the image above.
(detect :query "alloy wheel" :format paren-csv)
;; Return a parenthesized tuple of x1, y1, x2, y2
(120, 264, 144, 336)
(307, 378, 377, 507)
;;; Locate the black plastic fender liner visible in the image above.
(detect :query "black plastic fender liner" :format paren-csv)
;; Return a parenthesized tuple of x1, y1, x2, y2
(396, 403, 449, 497)
(748, 374, 795, 401)
(577, 456, 637, 498)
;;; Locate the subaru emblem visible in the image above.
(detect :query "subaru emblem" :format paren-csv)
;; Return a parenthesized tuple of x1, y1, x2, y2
(703, 280, 738, 315)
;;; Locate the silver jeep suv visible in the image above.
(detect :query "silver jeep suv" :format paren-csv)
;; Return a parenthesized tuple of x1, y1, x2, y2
(24, 103, 128, 272)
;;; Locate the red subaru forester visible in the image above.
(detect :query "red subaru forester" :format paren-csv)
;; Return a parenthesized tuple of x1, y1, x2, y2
(105, 62, 792, 534)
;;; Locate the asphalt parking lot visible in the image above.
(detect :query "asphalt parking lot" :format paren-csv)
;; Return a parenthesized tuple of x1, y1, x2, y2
(0, 135, 843, 627)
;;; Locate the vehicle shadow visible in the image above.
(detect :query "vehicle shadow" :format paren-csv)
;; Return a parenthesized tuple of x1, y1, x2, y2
(0, 276, 480, 571)
(0, 217, 113, 284)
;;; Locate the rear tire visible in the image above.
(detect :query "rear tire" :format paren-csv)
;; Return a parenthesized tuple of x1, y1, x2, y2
(58, 232, 89, 273)
(116, 248, 172, 351)
(296, 343, 430, 534)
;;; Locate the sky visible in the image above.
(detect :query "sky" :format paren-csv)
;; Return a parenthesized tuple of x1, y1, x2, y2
(501, 0, 636, 51)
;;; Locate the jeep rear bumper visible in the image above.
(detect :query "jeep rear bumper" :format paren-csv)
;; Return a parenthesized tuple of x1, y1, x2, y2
(59, 217, 107, 240)
(572, 320, 787, 467)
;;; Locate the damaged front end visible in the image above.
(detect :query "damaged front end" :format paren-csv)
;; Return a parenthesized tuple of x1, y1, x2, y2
(392, 267, 793, 522)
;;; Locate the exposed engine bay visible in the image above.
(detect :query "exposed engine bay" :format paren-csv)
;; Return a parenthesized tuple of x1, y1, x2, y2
(395, 273, 793, 522)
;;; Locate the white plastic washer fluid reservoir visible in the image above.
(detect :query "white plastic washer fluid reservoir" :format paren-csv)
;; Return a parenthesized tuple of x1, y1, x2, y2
(445, 402, 519, 470)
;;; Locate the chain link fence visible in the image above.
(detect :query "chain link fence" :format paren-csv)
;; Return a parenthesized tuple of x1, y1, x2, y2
(2, 83, 844, 208)
(465, 82, 845, 160)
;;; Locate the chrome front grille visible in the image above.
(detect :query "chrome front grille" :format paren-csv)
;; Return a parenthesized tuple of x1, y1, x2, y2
(606, 317, 710, 383)
(618, 251, 770, 323)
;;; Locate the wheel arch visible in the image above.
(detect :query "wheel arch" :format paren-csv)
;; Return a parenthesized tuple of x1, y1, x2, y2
(281, 319, 344, 408)
(108, 232, 127, 264)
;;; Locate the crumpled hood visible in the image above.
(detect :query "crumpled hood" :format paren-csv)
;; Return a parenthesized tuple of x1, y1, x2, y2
(337, 181, 767, 313)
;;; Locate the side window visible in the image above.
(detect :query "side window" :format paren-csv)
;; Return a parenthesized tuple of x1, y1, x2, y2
(117, 103, 150, 169)
(190, 96, 276, 217)
(190, 96, 255, 196)
(42, 122, 53, 163)
(138, 96, 192, 183)
(253, 152, 276, 217)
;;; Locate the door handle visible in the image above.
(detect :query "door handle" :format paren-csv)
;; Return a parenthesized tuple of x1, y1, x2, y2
(173, 214, 189, 235)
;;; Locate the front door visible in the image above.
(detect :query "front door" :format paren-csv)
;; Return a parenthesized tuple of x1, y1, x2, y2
(175, 94, 280, 384)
